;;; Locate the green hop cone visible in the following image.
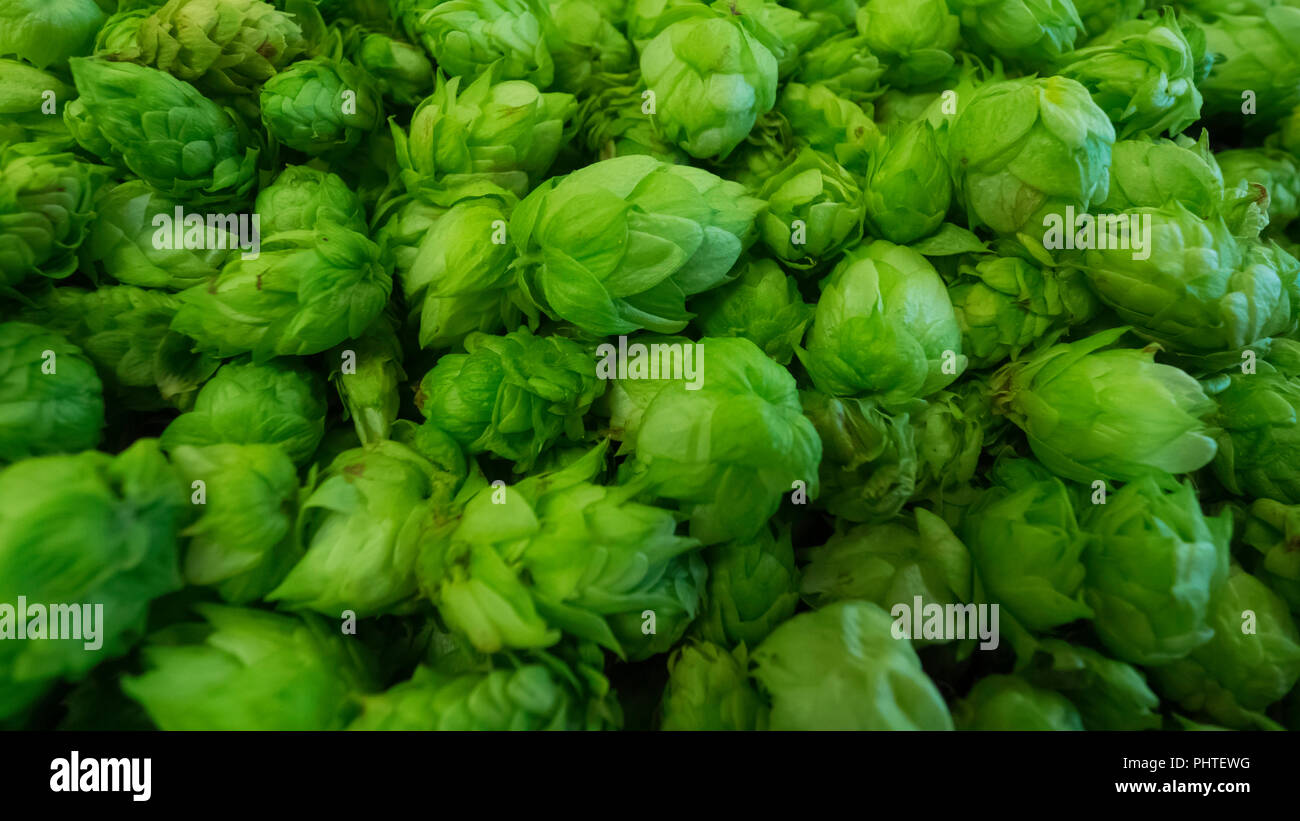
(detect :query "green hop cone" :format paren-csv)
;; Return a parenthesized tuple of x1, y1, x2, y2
(576, 74, 688, 163)
(757, 147, 865, 269)
(691, 257, 813, 366)
(801, 391, 917, 523)
(1151, 564, 1300, 729)
(1022, 639, 1161, 731)
(854, 0, 959, 88)
(170, 443, 301, 604)
(774, 82, 881, 176)
(914, 377, 999, 498)
(393, 70, 573, 200)
(129, 0, 316, 107)
(802, 509, 973, 647)
(948, 254, 1096, 369)
(122, 604, 372, 730)
(170, 222, 392, 362)
(0, 142, 109, 288)
(792, 33, 886, 102)
(713, 109, 796, 192)
(401, 0, 555, 88)
(910, 54, 1009, 153)
(0, 440, 183, 721)
(639, 7, 779, 160)
(1199, 8, 1300, 126)
(660, 642, 768, 731)
(1100, 131, 1224, 218)
(510, 155, 764, 336)
(719, 0, 820, 81)
(963, 458, 1091, 631)
(546, 0, 634, 94)
(349, 662, 610, 730)
(417, 442, 705, 660)
(269, 440, 459, 617)
(67, 57, 258, 205)
(1082, 476, 1232, 666)
(329, 312, 405, 445)
(352, 30, 435, 107)
(782, 0, 858, 32)
(863, 119, 953, 244)
(60, 97, 115, 164)
(253, 164, 367, 235)
(83, 180, 237, 291)
(695, 523, 800, 648)
(0, 59, 74, 146)
(415, 327, 604, 471)
(797, 240, 967, 406)
(23, 285, 220, 412)
(991, 327, 1218, 483)
(1217, 148, 1300, 233)
(954, 675, 1084, 731)
(1055, 9, 1203, 139)
(1209, 344, 1300, 504)
(1238, 499, 1300, 591)
(949, 0, 1084, 70)
(259, 57, 382, 156)
(621, 337, 822, 545)
(750, 600, 955, 730)
(0, 0, 104, 69)
(1077, 202, 1298, 354)
(1276, 103, 1300, 158)
(0, 321, 104, 463)
(947, 76, 1114, 236)
(1071, 0, 1144, 38)
(159, 359, 326, 466)
(402, 189, 522, 350)
(373, 188, 455, 276)
(94, 8, 152, 57)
